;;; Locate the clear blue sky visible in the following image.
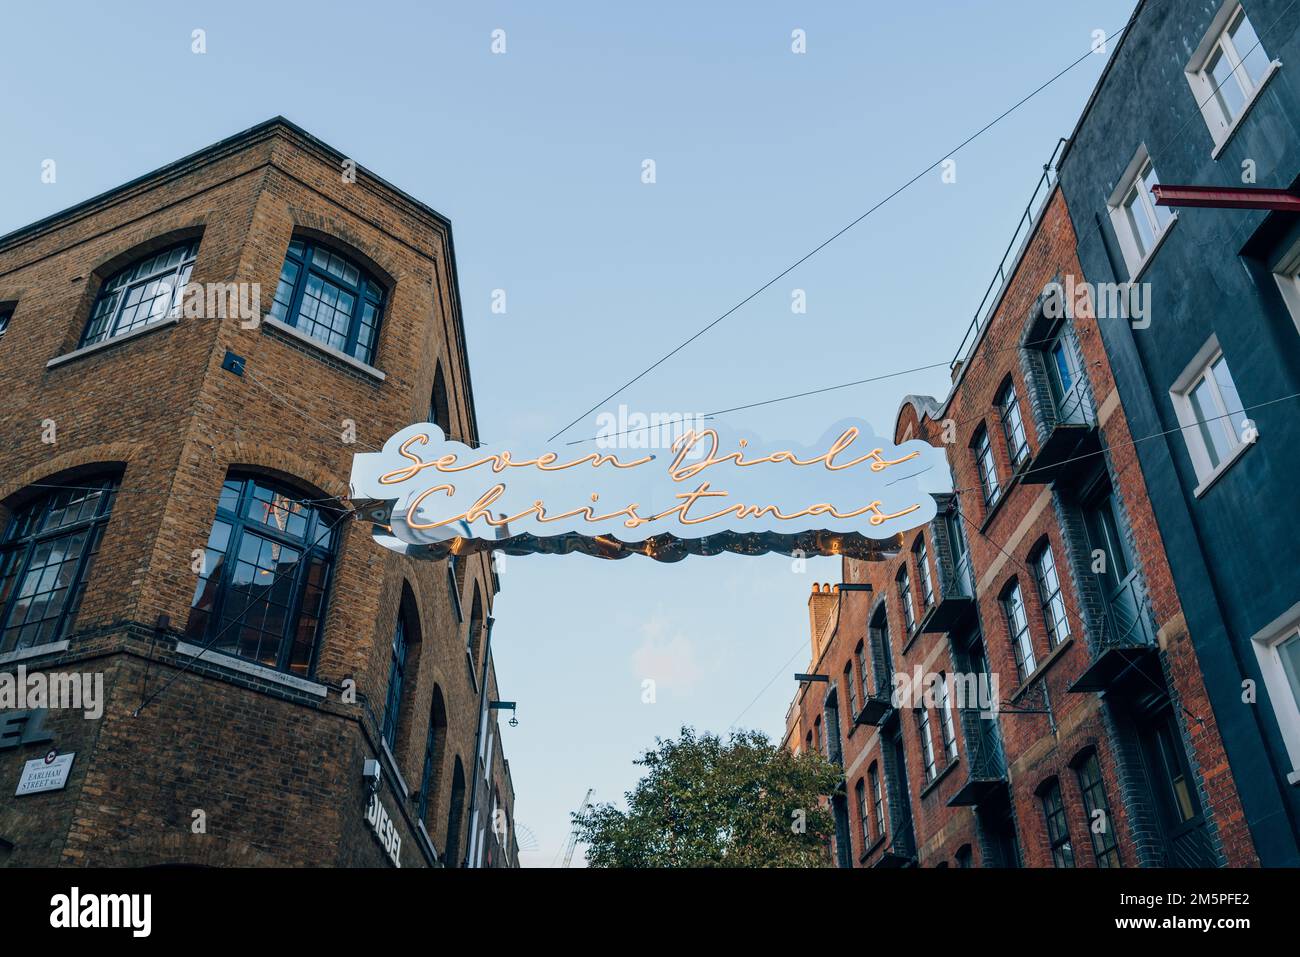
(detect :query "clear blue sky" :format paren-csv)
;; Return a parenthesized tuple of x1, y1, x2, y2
(0, 0, 1137, 865)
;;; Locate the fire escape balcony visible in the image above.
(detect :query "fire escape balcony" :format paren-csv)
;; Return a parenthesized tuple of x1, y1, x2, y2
(872, 820, 917, 868)
(947, 711, 1008, 807)
(854, 687, 894, 728)
(920, 547, 976, 634)
(1020, 381, 1100, 485)
(1068, 572, 1159, 693)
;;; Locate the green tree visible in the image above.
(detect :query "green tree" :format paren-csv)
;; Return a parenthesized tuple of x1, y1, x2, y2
(574, 726, 842, 868)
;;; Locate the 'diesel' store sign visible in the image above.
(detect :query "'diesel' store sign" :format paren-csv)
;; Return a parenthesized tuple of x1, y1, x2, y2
(351, 419, 950, 562)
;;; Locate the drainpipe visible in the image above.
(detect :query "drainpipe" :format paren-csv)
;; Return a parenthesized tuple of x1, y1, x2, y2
(463, 615, 494, 867)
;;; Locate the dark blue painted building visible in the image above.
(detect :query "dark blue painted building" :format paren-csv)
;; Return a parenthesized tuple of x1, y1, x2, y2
(1057, 0, 1300, 864)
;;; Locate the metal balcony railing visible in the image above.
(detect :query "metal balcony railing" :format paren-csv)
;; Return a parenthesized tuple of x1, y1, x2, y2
(948, 709, 1008, 807)
(922, 521, 977, 634)
(1162, 823, 1217, 868)
(951, 139, 1067, 373)
(1099, 572, 1157, 651)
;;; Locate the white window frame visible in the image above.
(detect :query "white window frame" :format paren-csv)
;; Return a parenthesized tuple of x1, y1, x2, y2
(1184, 1, 1282, 153)
(1272, 237, 1300, 336)
(1169, 335, 1254, 495)
(1106, 146, 1178, 279)
(1249, 601, 1300, 784)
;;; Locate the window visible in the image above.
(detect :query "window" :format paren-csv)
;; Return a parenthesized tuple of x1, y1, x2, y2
(467, 583, 485, 672)
(1108, 150, 1175, 276)
(869, 763, 885, 840)
(935, 673, 958, 761)
(955, 844, 973, 868)
(1075, 751, 1121, 867)
(973, 426, 1001, 508)
(916, 707, 937, 781)
(897, 566, 915, 633)
(0, 477, 117, 653)
(382, 616, 409, 751)
(81, 240, 197, 348)
(1272, 239, 1300, 335)
(268, 238, 386, 365)
(1249, 609, 1300, 783)
(429, 363, 452, 437)
(1171, 340, 1250, 487)
(1043, 323, 1088, 423)
(998, 381, 1029, 470)
(914, 536, 934, 609)
(418, 690, 447, 827)
(1002, 580, 1037, 681)
(1032, 543, 1070, 648)
(185, 475, 340, 676)
(855, 778, 869, 849)
(856, 641, 870, 707)
(813, 716, 823, 756)
(1187, 3, 1274, 141)
(845, 662, 858, 721)
(1040, 779, 1076, 867)
(0, 306, 11, 340)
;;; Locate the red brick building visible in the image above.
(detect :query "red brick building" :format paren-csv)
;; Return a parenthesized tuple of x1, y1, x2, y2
(0, 119, 517, 867)
(784, 173, 1255, 868)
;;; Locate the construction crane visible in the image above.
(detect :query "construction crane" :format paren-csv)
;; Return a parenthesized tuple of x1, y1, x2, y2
(559, 788, 594, 868)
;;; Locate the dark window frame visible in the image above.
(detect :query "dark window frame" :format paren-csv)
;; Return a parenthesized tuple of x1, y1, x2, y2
(80, 240, 198, 348)
(1073, 750, 1121, 867)
(268, 238, 387, 366)
(1039, 777, 1076, 867)
(998, 379, 1030, 470)
(184, 474, 341, 678)
(1031, 540, 1071, 648)
(1001, 578, 1037, 681)
(973, 425, 1002, 508)
(914, 535, 935, 608)
(382, 614, 409, 751)
(0, 477, 118, 653)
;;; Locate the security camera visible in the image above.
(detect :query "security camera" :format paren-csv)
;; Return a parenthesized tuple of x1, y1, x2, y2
(363, 759, 381, 791)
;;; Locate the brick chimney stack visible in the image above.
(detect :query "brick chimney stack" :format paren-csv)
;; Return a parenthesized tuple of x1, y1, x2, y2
(807, 582, 839, 661)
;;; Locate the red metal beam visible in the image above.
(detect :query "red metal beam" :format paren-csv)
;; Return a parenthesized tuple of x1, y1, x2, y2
(1151, 184, 1300, 211)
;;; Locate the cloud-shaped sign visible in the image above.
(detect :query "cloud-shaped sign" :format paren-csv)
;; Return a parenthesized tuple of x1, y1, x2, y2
(349, 419, 951, 562)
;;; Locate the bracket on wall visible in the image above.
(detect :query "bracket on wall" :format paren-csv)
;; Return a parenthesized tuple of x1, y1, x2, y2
(221, 350, 246, 376)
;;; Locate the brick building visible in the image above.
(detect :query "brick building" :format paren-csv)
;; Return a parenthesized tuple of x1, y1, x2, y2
(784, 167, 1256, 867)
(0, 118, 517, 868)
(1055, 0, 1300, 864)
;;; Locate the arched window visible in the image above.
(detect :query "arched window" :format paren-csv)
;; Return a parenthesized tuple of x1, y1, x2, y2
(82, 240, 198, 348)
(446, 757, 467, 867)
(1001, 578, 1036, 681)
(869, 603, 893, 696)
(1031, 539, 1071, 648)
(381, 616, 409, 751)
(0, 305, 13, 340)
(467, 582, 485, 672)
(1037, 777, 1075, 868)
(418, 686, 448, 828)
(268, 239, 385, 365)
(1071, 748, 1120, 867)
(896, 565, 915, 633)
(429, 363, 451, 437)
(997, 379, 1029, 470)
(185, 474, 341, 676)
(868, 762, 885, 839)
(0, 476, 118, 652)
(913, 535, 934, 609)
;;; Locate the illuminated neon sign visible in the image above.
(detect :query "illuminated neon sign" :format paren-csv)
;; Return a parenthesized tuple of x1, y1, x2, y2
(349, 419, 950, 561)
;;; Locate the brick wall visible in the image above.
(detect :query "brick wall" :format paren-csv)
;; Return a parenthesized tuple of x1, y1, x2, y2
(0, 119, 513, 867)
